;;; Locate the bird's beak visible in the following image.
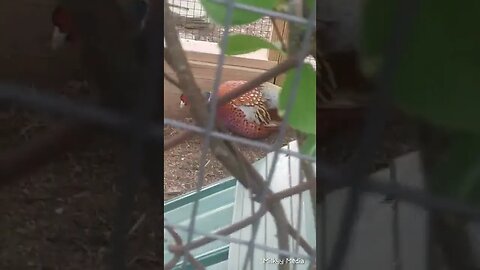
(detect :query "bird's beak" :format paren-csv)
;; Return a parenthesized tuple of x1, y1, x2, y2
(51, 26, 67, 50)
(180, 100, 186, 108)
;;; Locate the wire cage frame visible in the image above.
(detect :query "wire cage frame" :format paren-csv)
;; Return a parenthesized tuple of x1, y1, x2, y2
(168, 0, 273, 42)
(0, 0, 480, 270)
(164, 0, 318, 268)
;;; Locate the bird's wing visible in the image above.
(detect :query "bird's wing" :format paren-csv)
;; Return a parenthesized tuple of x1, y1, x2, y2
(216, 81, 273, 125)
(231, 90, 272, 125)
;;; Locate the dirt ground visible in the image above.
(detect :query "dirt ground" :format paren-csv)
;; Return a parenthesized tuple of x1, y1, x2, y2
(163, 121, 297, 200)
(0, 1, 420, 269)
(0, 106, 418, 270)
(0, 106, 298, 269)
(0, 103, 298, 268)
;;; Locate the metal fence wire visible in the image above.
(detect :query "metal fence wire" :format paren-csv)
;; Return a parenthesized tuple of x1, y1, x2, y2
(1, 0, 480, 270)
(168, 0, 273, 42)
(164, 0, 317, 268)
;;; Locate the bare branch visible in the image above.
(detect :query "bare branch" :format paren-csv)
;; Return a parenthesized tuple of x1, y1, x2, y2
(164, 225, 204, 270)
(164, 73, 181, 89)
(268, 180, 315, 203)
(164, 3, 293, 264)
(176, 204, 268, 253)
(164, 52, 309, 151)
(287, 223, 316, 257)
(164, 226, 183, 270)
(165, 3, 261, 194)
(183, 252, 206, 270)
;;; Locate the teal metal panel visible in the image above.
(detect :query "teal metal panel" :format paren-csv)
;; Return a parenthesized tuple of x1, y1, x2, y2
(206, 260, 229, 270)
(170, 246, 230, 270)
(165, 178, 237, 211)
(227, 141, 316, 270)
(164, 178, 237, 268)
(163, 140, 316, 269)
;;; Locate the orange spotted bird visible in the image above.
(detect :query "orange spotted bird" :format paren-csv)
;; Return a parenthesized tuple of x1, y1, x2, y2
(180, 81, 282, 139)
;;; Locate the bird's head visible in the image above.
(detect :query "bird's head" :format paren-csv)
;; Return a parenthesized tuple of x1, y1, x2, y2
(50, 0, 149, 50)
(179, 92, 212, 109)
(50, 5, 76, 50)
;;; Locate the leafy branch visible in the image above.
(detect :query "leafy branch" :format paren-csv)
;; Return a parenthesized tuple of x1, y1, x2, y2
(362, 0, 480, 269)
(163, 2, 306, 268)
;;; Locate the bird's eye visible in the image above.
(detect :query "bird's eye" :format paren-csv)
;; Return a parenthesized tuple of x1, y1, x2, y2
(204, 92, 212, 102)
(180, 95, 187, 103)
(52, 6, 72, 32)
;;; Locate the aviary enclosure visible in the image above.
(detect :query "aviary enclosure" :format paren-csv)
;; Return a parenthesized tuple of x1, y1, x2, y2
(0, 0, 479, 269)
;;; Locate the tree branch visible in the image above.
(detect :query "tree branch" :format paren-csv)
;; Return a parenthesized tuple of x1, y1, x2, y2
(164, 73, 181, 89)
(164, 3, 292, 265)
(164, 51, 309, 151)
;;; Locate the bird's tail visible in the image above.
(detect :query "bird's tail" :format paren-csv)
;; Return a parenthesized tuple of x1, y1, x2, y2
(263, 120, 281, 128)
(268, 109, 282, 122)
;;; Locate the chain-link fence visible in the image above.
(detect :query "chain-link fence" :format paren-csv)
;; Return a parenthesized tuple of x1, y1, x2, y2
(1, 0, 480, 269)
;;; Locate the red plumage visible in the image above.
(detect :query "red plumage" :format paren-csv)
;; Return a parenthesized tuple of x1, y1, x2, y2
(51, 6, 79, 45)
(180, 80, 282, 139)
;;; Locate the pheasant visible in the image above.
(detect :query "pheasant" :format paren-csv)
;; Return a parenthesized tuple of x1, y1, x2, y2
(47, 0, 164, 194)
(179, 80, 282, 139)
(51, 1, 213, 49)
(51, 0, 149, 50)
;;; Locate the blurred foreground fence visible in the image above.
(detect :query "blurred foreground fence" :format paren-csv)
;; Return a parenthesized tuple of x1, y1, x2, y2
(0, 0, 480, 270)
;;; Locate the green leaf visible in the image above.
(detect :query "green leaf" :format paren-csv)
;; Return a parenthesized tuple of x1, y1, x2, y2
(300, 134, 316, 156)
(278, 63, 316, 134)
(201, 0, 277, 26)
(361, 0, 480, 133)
(305, 0, 315, 11)
(223, 34, 284, 55)
(429, 131, 480, 206)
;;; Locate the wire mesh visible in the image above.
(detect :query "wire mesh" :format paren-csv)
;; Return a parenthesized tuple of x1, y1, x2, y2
(1, 0, 480, 270)
(168, 0, 273, 42)
(163, 0, 320, 267)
